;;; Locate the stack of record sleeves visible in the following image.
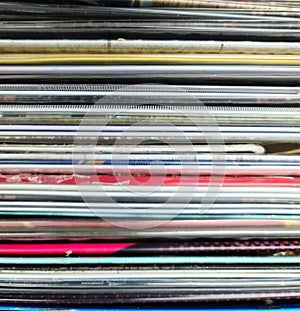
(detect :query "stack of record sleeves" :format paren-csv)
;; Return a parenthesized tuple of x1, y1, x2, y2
(0, 0, 300, 310)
